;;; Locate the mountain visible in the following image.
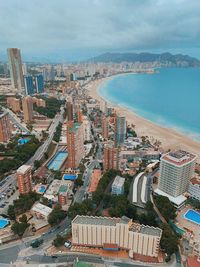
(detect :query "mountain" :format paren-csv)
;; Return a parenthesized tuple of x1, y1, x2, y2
(88, 52, 200, 67)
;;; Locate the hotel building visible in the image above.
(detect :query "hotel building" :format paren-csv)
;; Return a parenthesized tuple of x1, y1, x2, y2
(66, 121, 85, 169)
(7, 97, 21, 113)
(114, 112, 126, 147)
(22, 96, 33, 123)
(101, 116, 109, 139)
(35, 74, 44, 93)
(66, 101, 73, 121)
(156, 150, 197, 207)
(7, 48, 24, 90)
(111, 175, 125, 195)
(72, 215, 162, 258)
(0, 111, 11, 143)
(24, 75, 34, 95)
(188, 177, 200, 201)
(103, 141, 119, 171)
(17, 165, 32, 194)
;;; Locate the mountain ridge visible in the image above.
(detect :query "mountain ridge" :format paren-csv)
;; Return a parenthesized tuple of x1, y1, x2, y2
(88, 52, 200, 67)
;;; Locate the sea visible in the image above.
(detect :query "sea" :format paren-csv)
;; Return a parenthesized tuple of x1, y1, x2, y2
(99, 68, 200, 141)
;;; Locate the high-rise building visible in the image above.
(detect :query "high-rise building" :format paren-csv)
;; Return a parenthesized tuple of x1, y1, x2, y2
(66, 121, 85, 169)
(77, 109, 83, 123)
(111, 175, 125, 195)
(156, 150, 197, 207)
(17, 165, 32, 194)
(66, 101, 73, 121)
(7, 97, 21, 113)
(22, 96, 33, 123)
(72, 215, 162, 258)
(35, 74, 44, 93)
(0, 111, 12, 143)
(7, 48, 24, 90)
(114, 112, 126, 147)
(103, 141, 119, 171)
(24, 75, 34, 95)
(101, 116, 109, 139)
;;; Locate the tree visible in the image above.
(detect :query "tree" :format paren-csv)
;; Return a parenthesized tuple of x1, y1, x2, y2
(48, 204, 66, 226)
(7, 205, 16, 220)
(11, 221, 30, 238)
(19, 214, 28, 223)
(53, 234, 65, 247)
(154, 196, 176, 221)
(34, 160, 41, 169)
(160, 224, 178, 256)
(74, 176, 83, 187)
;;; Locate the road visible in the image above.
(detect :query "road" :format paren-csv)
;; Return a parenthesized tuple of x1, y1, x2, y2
(0, 107, 65, 213)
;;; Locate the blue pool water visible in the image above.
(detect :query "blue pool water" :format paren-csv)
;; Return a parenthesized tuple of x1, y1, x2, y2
(39, 185, 46, 193)
(0, 218, 9, 229)
(18, 138, 30, 145)
(99, 68, 200, 141)
(48, 151, 68, 171)
(63, 174, 77, 181)
(184, 209, 200, 225)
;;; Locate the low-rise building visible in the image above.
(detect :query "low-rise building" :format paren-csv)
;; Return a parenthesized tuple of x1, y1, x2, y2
(72, 215, 162, 258)
(31, 202, 52, 220)
(111, 175, 125, 195)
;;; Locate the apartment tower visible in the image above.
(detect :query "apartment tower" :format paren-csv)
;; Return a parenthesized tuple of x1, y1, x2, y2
(114, 112, 126, 147)
(17, 165, 32, 194)
(0, 111, 12, 143)
(22, 96, 33, 123)
(66, 121, 85, 169)
(7, 48, 24, 90)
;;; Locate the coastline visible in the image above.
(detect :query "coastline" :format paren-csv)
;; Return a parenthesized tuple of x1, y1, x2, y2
(85, 76, 200, 158)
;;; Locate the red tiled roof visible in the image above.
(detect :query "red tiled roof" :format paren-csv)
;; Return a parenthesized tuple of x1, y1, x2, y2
(187, 256, 200, 267)
(190, 177, 200, 185)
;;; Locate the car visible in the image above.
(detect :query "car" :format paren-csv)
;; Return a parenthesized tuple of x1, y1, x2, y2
(51, 255, 57, 258)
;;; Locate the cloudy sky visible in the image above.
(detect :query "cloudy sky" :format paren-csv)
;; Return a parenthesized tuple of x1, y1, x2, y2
(0, 0, 200, 62)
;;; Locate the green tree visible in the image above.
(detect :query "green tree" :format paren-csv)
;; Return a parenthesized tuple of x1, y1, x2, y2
(48, 204, 66, 226)
(53, 234, 65, 247)
(19, 214, 28, 223)
(34, 160, 41, 169)
(160, 224, 178, 256)
(11, 221, 30, 238)
(154, 196, 176, 221)
(7, 205, 16, 220)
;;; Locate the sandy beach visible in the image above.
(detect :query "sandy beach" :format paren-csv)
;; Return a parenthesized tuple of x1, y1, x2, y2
(85, 77, 200, 158)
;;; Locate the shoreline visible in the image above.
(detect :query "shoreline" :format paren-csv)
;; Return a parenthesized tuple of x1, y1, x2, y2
(85, 75, 200, 158)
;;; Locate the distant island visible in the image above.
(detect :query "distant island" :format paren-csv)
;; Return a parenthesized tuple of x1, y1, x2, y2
(88, 52, 200, 67)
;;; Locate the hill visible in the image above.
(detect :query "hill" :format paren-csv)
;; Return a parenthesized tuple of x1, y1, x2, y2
(88, 52, 200, 67)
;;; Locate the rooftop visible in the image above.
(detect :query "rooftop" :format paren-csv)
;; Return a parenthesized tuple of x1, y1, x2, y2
(112, 175, 125, 187)
(154, 188, 187, 207)
(72, 215, 129, 226)
(17, 164, 31, 174)
(31, 202, 52, 218)
(162, 150, 197, 166)
(59, 184, 68, 194)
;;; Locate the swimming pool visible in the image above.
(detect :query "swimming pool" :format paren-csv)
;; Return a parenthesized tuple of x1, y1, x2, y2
(63, 174, 77, 181)
(39, 185, 46, 193)
(0, 218, 9, 229)
(48, 151, 68, 171)
(184, 209, 200, 225)
(18, 138, 30, 145)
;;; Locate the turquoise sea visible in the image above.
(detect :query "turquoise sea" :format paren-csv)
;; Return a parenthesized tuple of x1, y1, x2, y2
(99, 68, 200, 141)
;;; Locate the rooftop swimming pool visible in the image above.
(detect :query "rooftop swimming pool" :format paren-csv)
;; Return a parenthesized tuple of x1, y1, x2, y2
(63, 174, 77, 181)
(48, 151, 68, 171)
(0, 218, 9, 229)
(184, 209, 200, 225)
(18, 138, 30, 145)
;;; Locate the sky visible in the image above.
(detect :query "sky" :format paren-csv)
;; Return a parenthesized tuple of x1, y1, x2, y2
(0, 0, 200, 62)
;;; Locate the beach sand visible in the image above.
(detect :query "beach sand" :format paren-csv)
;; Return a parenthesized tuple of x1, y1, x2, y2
(85, 77, 200, 159)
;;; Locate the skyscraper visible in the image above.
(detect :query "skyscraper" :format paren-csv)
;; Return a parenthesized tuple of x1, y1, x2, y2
(103, 141, 119, 171)
(35, 74, 44, 93)
(101, 116, 109, 139)
(7, 48, 24, 90)
(22, 96, 33, 123)
(66, 121, 85, 169)
(0, 111, 12, 143)
(114, 112, 126, 147)
(66, 101, 73, 121)
(156, 150, 197, 207)
(24, 75, 34, 95)
(17, 165, 32, 194)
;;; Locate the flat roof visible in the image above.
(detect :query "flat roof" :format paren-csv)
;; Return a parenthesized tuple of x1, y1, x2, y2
(162, 150, 197, 166)
(112, 176, 125, 187)
(140, 225, 162, 237)
(155, 188, 187, 206)
(17, 164, 31, 174)
(31, 203, 52, 217)
(72, 215, 129, 226)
